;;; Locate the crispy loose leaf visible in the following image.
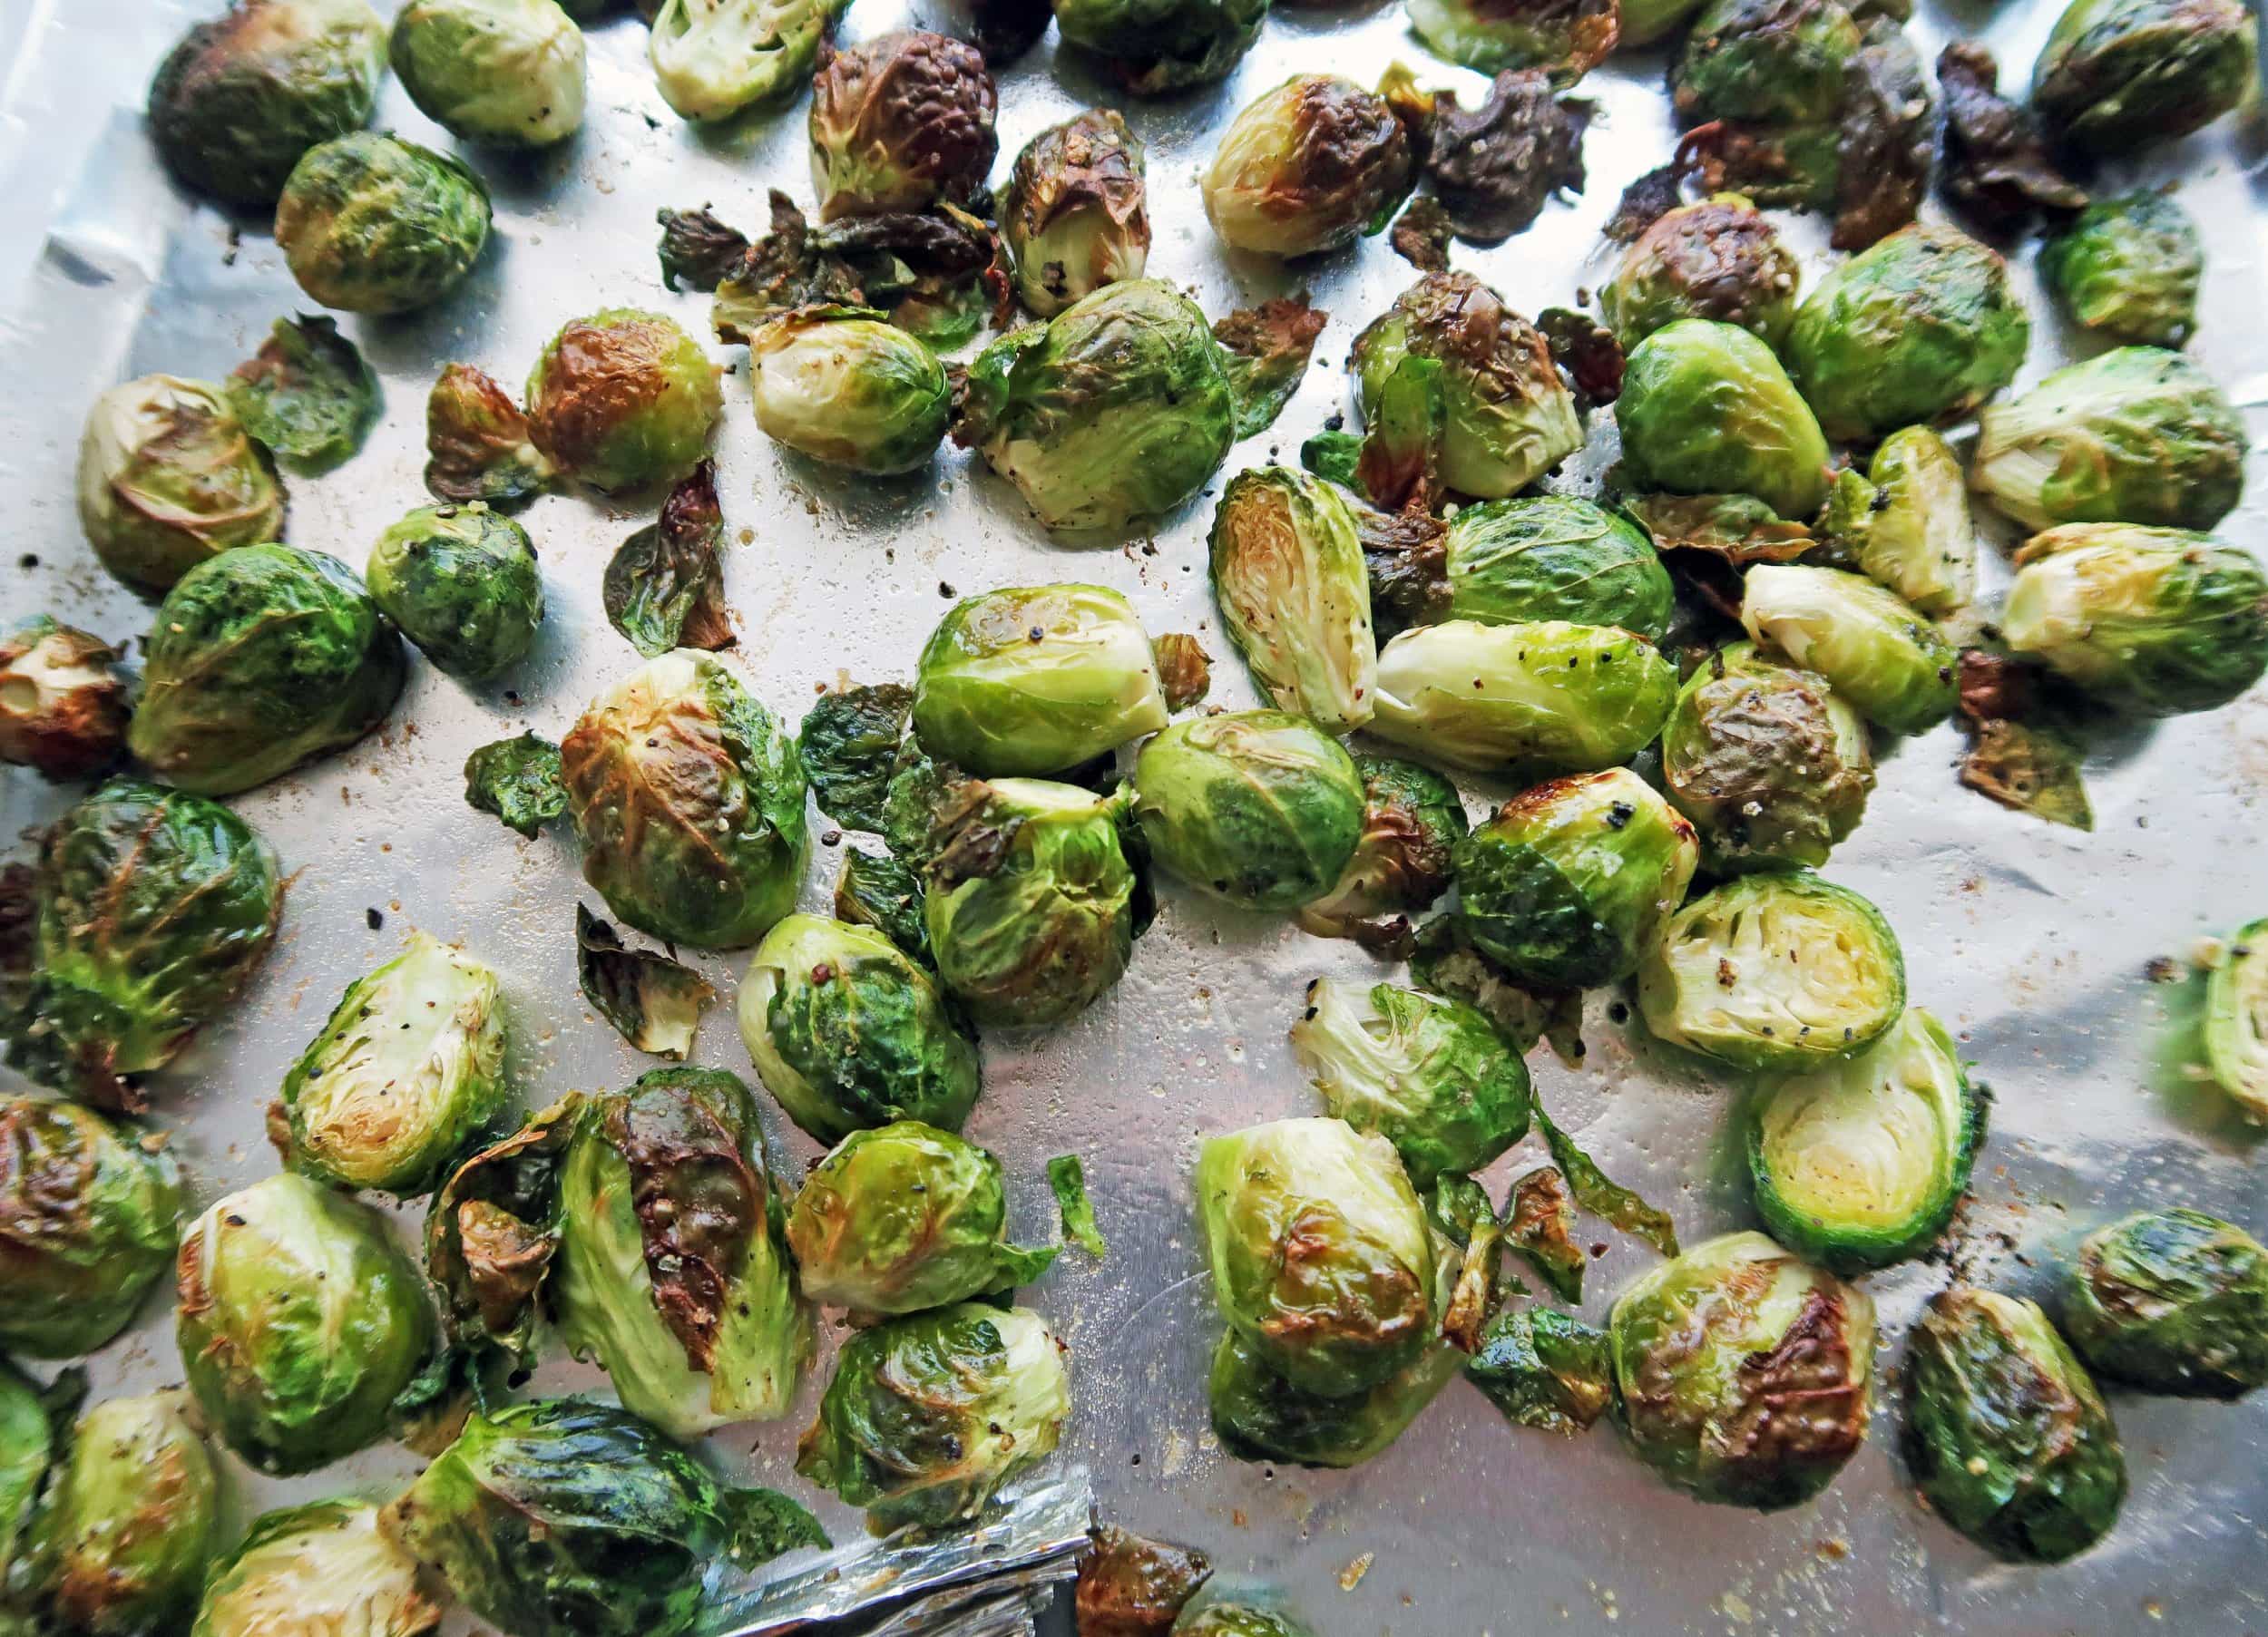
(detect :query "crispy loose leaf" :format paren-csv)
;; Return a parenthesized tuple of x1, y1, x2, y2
(728, 1489, 831, 1564)
(610, 1072, 762, 1368)
(1466, 1307, 1613, 1435)
(1355, 355, 1446, 515)
(1955, 650, 2094, 831)
(1076, 1525, 1213, 1637)
(1214, 296, 1327, 439)
(1410, 914, 1584, 1064)
(1832, 19, 1932, 251)
(463, 733, 566, 838)
(799, 683, 914, 833)
(1152, 635, 1211, 711)
(1389, 195, 1455, 272)
(1048, 1154, 1108, 1258)
(1537, 306, 1622, 408)
(1429, 1174, 1507, 1353)
(603, 461, 735, 658)
(713, 191, 1008, 350)
(1506, 1165, 1585, 1304)
(1937, 43, 2087, 234)
(1355, 503, 1452, 639)
(833, 848, 932, 963)
(1425, 70, 1590, 246)
(1603, 161, 1683, 243)
(227, 315, 379, 471)
(425, 364, 553, 506)
(1622, 492, 1813, 563)
(1534, 1103, 1677, 1259)
(427, 1095, 588, 1362)
(656, 206, 752, 292)
(576, 904, 715, 1059)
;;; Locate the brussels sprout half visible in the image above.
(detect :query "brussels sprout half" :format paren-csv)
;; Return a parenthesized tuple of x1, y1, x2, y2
(367, 502, 544, 680)
(1001, 110, 1150, 317)
(1821, 425, 1978, 618)
(2040, 192, 2204, 349)
(0, 619, 130, 783)
(1208, 1322, 1461, 1471)
(390, 0, 587, 149)
(2204, 918, 2268, 1121)
(74, 375, 286, 592)
(1208, 468, 1377, 733)
(192, 1499, 442, 1637)
(275, 133, 493, 316)
(1616, 320, 1829, 521)
(526, 308, 724, 493)
(649, 0, 850, 122)
(2031, 0, 2257, 154)
(1133, 712, 1364, 912)
(1738, 564, 1957, 736)
(1051, 0, 1269, 94)
(2063, 1208, 2268, 1398)
(1201, 75, 1413, 259)
(750, 308, 952, 476)
(1599, 195, 1801, 353)
(1442, 496, 1675, 641)
(1672, 0, 1862, 126)
(807, 31, 997, 221)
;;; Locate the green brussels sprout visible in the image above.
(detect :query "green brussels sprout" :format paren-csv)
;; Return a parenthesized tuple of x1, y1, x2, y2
(7, 1392, 220, 1636)
(1404, 0, 1619, 77)
(738, 915, 981, 1145)
(193, 1500, 440, 1637)
(1617, 320, 1829, 521)
(1172, 1594, 1315, 1637)
(1901, 1287, 2126, 1562)
(2031, 0, 2258, 154)
(176, 1174, 435, 1474)
(390, 0, 587, 148)
(0, 1361, 69, 1576)
(954, 281, 1236, 533)
(1637, 872, 1905, 1072)
(807, 32, 997, 221)
(1446, 495, 1675, 642)
(2039, 192, 2203, 349)
(2063, 1208, 2268, 1398)
(1609, 1232, 1874, 1509)
(1207, 1324, 1461, 1471)
(274, 133, 492, 316)
(1201, 76, 1413, 258)
(2000, 524, 2268, 716)
(1351, 273, 1583, 500)
(1369, 619, 1678, 775)
(1821, 425, 1977, 617)
(1746, 1008, 1982, 1272)
(749, 309, 952, 476)
(0, 619, 130, 782)
(785, 1122, 1056, 1313)
(366, 502, 543, 681)
(1970, 346, 2245, 533)
(128, 543, 406, 796)
(1001, 110, 1149, 317)
(74, 375, 286, 592)
(1289, 979, 1532, 1186)
(1599, 195, 1801, 352)
(1738, 564, 1957, 736)
(1785, 224, 2028, 442)
(1196, 1117, 1437, 1396)
(1052, 0, 1268, 93)
(796, 1302, 1070, 1529)
(1659, 642, 1872, 871)
(649, 0, 850, 122)
(1453, 767, 1699, 990)
(1132, 712, 1364, 912)
(147, 0, 387, 206)
(1295, 756, 1467, 950)
(1208, 470, 1377, 733)
(274, 932, 509, 1196)
(914, 584, 1168, 775)
(526, 308, 723, 493)
(2204, 918, 2268, 1121)
(1673, 0, 1862, 125)
(561, 649, 808, 949)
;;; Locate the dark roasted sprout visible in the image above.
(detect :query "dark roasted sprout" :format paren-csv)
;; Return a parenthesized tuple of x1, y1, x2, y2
(1830, 15, 1931, 251)
(464, 732, 565, 836)
(2063, 1208, 2268, 1398)
(2039, 192, 2203, 349)
(1600, 193, 1800, 352)
(648, 0, 851, 122)
(525, 307, 723, 493)
(2030, 0, 2257, 155)
(425, 363, 554, 505)
(1001, 110, 1150, 317)
(367, 502, 543, 680)
(1536, 305, 1621, 406)
(275, 133, 493, 316)
(0, 619, 130, 782)
(1295, 755, 1467, 953)
(1934, 43, 2087, 233)
(391, 0, 587, 149)
(1419, 69, 1592, 246)
(1076, 1525, 1212, 1637)
(191, 1498, 442, 1637)
(1207, 468, 1376, 733)
(1201, 75, 1413, 259)
(1440, 495, 1674, 641)
(74, 374, 286, 592)
(1133, 712, 1364, 913)
(1051, 0, 1269, 94)
(1738, 564, 1957, 736)
(749, 307, 953, 475)
(1404, 0, 1618, 79)
(657, 207, 752, 293)
(808, 32, 998, 221)
(1617, 320, 1828, 521)
(227, 314, 381, 471)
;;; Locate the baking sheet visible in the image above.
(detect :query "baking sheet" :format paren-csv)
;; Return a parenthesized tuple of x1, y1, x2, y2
(3, 0, 2267, 1632)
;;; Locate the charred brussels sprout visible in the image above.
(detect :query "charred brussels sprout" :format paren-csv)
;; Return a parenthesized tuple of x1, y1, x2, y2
(807, 32, 997, 220)
(1673, 0, 1862, 126)
(1454, 768, 1698, 990)
(1609, 1232, 1874, 1509)
(914, 584, 1168, 775)
(797, 1302, 1070, 1529)
(561, 649, 808, 949)
(192, 1499, 440, 1637)
(2031, 0, 2257, 154)
(2205, 921, 2268, 1121)
(738, 916, 981, 1145)
(0, 619, 130, 782)
(1901, 1287, 2126, 1562)
(1001, 110, 1149, 317)
(1599, 195, 1800, 352)
(74, 375, 285, 592)
(1208, 469, 1376, 732)
(2067, 1210, 2264, 1401)
(1638, 872, 1904, 1072)
(649, 0, 849, 122)
(1404, 0, 1618, 77)
(1132, 712, 1364, 912)
(1201, 76, 1413, 259)
(526, 308, 723, 493)
(275, 134, 492, 316)
(129, 543, 405, 796)
(1207, 1324, 1459, 1471)
(749, 309, 951, 475)
(1739, 564, 1956, 736)
(1442, 497, 1674, 641)
(147, 0, 386, 206)
(1051, 0, 1268, 94)
(1824, 425, 1977, 617)
(176, 1174, 435, 1474)
(1297, 756, 1466, 949)
(2040, 192, 2203, 349)
(1076, 1525, 1213, 1634)
(367, 502, 543, 680)
(389, 0, 587, 149)
(1617, 320, 1829, 521)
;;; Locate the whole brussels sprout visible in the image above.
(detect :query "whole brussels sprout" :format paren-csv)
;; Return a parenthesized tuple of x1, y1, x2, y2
(2031, 0, 2257, 154)
(2000, 524, 2268, 716)
(1638, 872, 1905, 1073)
(1454, 767, 1699, 990)
(1660, 642, 1872, 871)
(1672, 0, 1862, 125)
(561, 649, 808, 949)
(275, 931, 508, 1196)
(147, 0, 386, 206)
(1970, 346, 2245, 532)
(1207, 1324, 1460, 1471)
(1822, 425, 1977, 617)
(1609, 1232, 1874, 1509)
(176, 1173, 435, 1474)
(954, 280, 1236, 533)
(796, 1302, 1070, 1529)
(0, 619, 130, 782)
(193, 1499, 440, 1637)
(389, 0, 587, 149)
(914, 584, 1168, 775)
(1052, 0, 1268, 93)
(1747, 1008, 1982, 1272)
(1785, 224, 2028, 442)
(1201, 76, 1413, 259)
(2205, 919, 2268, 1121)
(1441, 496, 1675, 641)
(1370, 619, 1677, 775)
(128, 543, 406, 796)
(1599, 195, 1801, 352)
(807, 32, 996, 221)
(1, 779, 281, 1106)
(1296, 755, 1467, 949)
(2040, 192, 2203, 349)
(1132, 712, 1364, 912)
(366, 502, 543, 680)
(1739, 564, 1957, 736)
(526, 308, 723, 493)
(1901, 1287, 2126, 1562)
(1208, 470, 1377, 733)
(2063, 1208, 2268, 1398)
(1617, 320, 1829, 521)
(738, 915, 981, 1145)
(1352, 273, 1583, 501)
(650, 0, 851, 122)
(1001, 110, 1149, 317)
(749, 309, 952, 476)
(1404, 0, 1618, 76)
(74, 375, 286, 592)
(1289, 979, 1531, 1186)
(274, 133, 492, 316)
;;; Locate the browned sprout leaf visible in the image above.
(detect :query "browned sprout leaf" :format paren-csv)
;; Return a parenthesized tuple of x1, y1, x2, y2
(1213, 295, 1328, 439)
(576, 904, 715, 1059)
(1354, 355, 1447, 516)
(1603, 161, 1683, 243)
(1621, 492, 1812, 564)
(712, 191, 1008, 350)
(425, 363, 553, 507)
(656, 206, 752, 292)
(1355, 503, 1452, 638)
(834, 847, 931, 963)
(1389, 195, 1455, 272)
(1507, 1164, 1585, 1303)
(602, 460, 735, 659)
(1074, 1525, 1212, 1637)
(1955, 650, 2094, 831)
(609, 1070, 762, 1368)
(1537, 305, 1622, 407)
(799, 682, 915, 833)
(426, 1095, 587, 1362)
(1152, 634, 1211, 711)
(1424, 69, 1590, 245)
(1937, 43, 2087, 235)
(1675, 120, 1835, 212)
(0, 862, 34, 1032)
(1535, 1103, 1677, 1259)
(1832, 19, 1931, 250)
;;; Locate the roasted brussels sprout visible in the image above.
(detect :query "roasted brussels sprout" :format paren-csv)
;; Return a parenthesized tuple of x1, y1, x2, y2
(1638, 872, 1905, 1072)
(1599, 195, 1800, 352)
(1821, 425, 1977, 618)
(2040, 192, 2203, 349)
(1076, 1525, 1212, 1637)
(192, 1499, 440, 1637)
(1171, 1595, 1315, 1637)
(147, 0, 386, 206)
(128, 543, 406, 796)
(914, 585, 1168, 776)
(649, 0, 849, 122)
(2063, 1208, 2268, 1398)
(526, 308, 723, 493)
(1739, 564, 1957, 736)
(1970, 346, 2245, 533)
(1454, 767, 1699, 990)
(2031, 0, 2257, 154)
(1442, 496, 1673, 641)
(1001, 110, 1149, 317)
(1609, 1232, 1873, 1509)
(0, 1361, 68, 1583)
(1617, 320, 1829, 521)
(1673, 0, 1861, 125)
(1051, 0, 1268, 93)
(2204, 920, 2268, 1121)
(1201, 76, 1413, 259)
(425, 362, 554, 505)
(390, 0, 587, 149)
(797, 1302, 1070, 1529)
(0, 619, 129, 782)
(74, 375, 285, 592)
(1405, 0, 1618, 77)
(274, 133, 491, 316)
(1901, 1287, 2126, 1562)
(1132, 712, 1364, 913)
(738, 916, 981, 1145)
(1208, 470, 1376, 733)
(1369, 619, 1677, 775)
(807, 32, 996, 220)
(749, 308, 952, 475)
(2000, 524, 2268, 716)
(561, 649, 808, 949)
(1207, 1323, 1460, 1470)
(366, 502, 543, 681)
(1296, 756, 1466, 950)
